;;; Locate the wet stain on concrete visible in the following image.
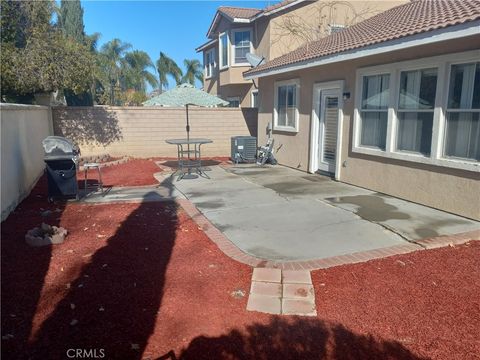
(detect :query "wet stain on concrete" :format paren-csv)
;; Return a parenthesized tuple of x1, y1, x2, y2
(230, 170, 269, 176)
(301, 176, 330, 183)
(262, 182, 320, 196)
(327, 194, 475, 239)
(195, 200, 224, 210)
(413, 218, 472, 239)
(415, 228, 440, 239)
(187, 191, 206, 198)
(327, 195, 410, 222)
(215, 224, 233, 232)
(295, 288, 308, 297)
(247, 246, 295, 261)
(227, 167, 286, 177)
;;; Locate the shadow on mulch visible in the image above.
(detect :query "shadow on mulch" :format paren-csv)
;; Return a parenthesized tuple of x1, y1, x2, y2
(2, 177, 179, 360)
(1, 176, 66, 358)
(158, 317, 425, 360)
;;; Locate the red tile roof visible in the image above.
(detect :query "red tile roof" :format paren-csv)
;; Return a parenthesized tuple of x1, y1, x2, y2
(245, 0, 480, 77)
(217, 6, 262, 20)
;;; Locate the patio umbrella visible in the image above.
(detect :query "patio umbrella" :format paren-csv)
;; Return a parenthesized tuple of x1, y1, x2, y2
(143, 83, 228, 145)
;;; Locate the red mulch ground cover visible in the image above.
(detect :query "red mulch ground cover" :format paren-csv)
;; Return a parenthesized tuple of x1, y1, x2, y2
(80, 158, 162, 187)
(80, 157, 231, 188)
(2, 177, 479, 359)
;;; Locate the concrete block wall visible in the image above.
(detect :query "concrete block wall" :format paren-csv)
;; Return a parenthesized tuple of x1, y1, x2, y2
(1, 104, 53, 221)
(52, 106, 258, 157)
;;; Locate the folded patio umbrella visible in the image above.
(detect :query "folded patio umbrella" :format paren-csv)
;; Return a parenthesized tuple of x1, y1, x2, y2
(143, 83, 229, 144)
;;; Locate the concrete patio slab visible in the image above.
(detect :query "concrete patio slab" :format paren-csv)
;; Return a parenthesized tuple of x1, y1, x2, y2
(325, 193, 480, 240)
(80, 185, 184, 204)
(157, 165, 479, 263)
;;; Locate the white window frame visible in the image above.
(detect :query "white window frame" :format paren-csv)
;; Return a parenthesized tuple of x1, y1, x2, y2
(218, 32, 229, 70)
(204, 48, 215, 79)
(273, 78, 300, 133)
(251, 89, 259, 108)
(231, 28, 253, 67)
(443, 62, 480, 162)
(353, 50, 480, 172)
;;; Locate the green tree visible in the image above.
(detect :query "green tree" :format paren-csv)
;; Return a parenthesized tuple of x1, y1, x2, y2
(85, 32, 101, 52)
(124, 50, 158, 92)
(181, 59, 203, 86)
(57, 0, 93, 105)
(98, 38, 132, 105)
(0, 0, 94, 103)
(58, 0, 84, 42)
(156, 52, 182, 93)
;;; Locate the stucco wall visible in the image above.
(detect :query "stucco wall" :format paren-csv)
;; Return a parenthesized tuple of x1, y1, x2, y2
(1, 104, 53, 221)
(257, 37, 480, 219)
(52, 106, 257, 157)
(267, 1, 407, 60)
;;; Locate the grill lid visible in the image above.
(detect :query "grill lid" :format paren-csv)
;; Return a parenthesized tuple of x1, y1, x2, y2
(42, 136, 80, 157)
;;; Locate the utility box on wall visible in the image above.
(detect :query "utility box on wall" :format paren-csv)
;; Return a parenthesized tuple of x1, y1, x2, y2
(231, 136, 257, 163)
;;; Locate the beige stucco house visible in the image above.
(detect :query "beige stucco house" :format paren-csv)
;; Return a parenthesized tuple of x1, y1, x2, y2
(196, 0, 406, 107)
(244, 0, 480, 220)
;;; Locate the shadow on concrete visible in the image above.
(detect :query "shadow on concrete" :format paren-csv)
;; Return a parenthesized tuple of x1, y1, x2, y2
(52, 107, 122, 146)
(160, 159, 223, 170)
(160, 317, 426, 360)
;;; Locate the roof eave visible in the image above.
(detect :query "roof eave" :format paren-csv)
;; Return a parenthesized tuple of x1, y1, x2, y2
(252, 0, 306, 20)
(244, 20, 480, 80)
(206, 11, 254, 38)
(195, 38, 218, 53)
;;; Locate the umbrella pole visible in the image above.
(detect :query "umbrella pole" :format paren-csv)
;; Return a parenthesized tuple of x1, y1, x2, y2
(186, 104, 190, 161)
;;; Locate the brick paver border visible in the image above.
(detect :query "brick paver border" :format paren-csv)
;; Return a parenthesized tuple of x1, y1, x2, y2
(176, 198, 479, 270)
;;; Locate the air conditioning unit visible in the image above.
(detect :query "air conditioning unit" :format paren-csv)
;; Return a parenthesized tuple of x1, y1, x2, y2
(231, 136, 257, 163)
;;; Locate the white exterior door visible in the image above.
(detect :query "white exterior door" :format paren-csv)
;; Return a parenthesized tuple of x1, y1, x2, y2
(317, 90, 340, 173)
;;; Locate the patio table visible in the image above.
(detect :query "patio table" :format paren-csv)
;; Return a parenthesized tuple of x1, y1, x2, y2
(165, 138, 213, 180)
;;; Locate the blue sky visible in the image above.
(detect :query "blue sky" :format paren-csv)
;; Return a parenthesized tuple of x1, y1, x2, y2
(82, 0, 275, 90)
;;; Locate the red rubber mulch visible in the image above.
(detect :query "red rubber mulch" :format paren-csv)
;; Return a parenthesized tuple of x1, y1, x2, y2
(81, 157, 232, 188)
(81, 159, 162, 187)
(2, 178, 479, 359)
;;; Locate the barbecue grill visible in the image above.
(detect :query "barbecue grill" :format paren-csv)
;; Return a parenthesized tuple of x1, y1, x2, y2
(42, 136, 80, 201)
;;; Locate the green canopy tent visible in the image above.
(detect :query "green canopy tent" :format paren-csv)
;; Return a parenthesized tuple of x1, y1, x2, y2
(143, 83, 229, 147)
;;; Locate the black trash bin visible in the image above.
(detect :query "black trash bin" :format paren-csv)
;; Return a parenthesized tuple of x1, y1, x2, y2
(42, 136, 80, 201)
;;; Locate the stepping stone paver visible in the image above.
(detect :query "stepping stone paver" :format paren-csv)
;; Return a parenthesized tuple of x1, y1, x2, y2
(246, 294, 281, 315)
(250, 281, 282, 297)
(282, 270, 312, 284)
(247, 268, 317, 316)
(252, 268, 281, 283)
(283, 283, 315, 300)
(282, 298, 317, 316)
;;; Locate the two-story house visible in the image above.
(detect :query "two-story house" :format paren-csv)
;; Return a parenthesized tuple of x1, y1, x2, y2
(196, 0, 407, 107)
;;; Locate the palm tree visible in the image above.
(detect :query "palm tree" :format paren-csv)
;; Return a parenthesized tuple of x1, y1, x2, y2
(84, 32, 101, 52)
(99, 38, 131, 105)
(156, 52, 182, 93)
(182, 59, 203, 86)
(124, 50, 158, 92)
